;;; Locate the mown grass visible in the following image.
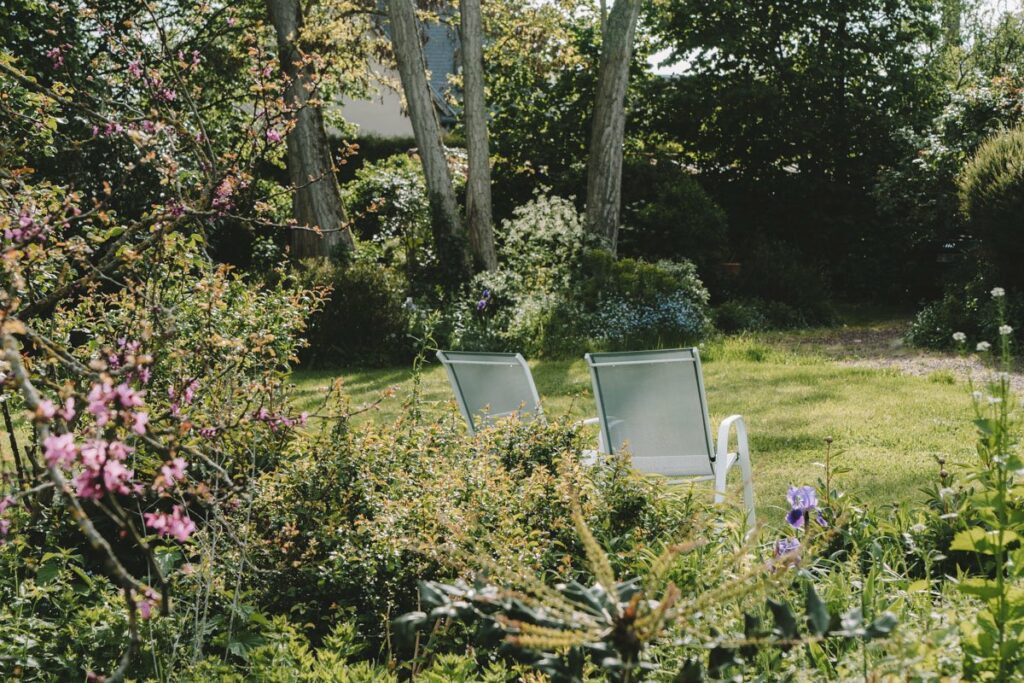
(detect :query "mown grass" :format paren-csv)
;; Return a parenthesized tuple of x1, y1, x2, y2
(292, 335, 977, 520)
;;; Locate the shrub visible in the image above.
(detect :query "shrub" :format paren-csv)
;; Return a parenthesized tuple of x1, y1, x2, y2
(296, 260, 413, 367)
(619, 159, 729, 273)
(448, 194, 712, 356)
(243, 412, 700, 647)
(714, 298, 811, 333)
(728, 238, 836, 326)
(342, 154, 434, 288)
(577, 250, 711, 348)
(959, 124, 1024, 289)
(907, 276, 1023, 350)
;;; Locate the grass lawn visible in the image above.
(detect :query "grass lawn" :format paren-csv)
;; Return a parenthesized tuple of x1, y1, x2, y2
(291, 335, 978, 521)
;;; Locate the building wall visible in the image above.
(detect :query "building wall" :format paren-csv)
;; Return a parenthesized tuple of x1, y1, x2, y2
(340, 20, 458, 138)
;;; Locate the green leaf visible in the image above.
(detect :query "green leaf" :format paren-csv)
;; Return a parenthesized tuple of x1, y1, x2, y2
(950, 527, 1019, 555)
(865, 612, 898, 639)
(767, 599, 798, 639)
(804, 584, 830, 636)
(35, 562, 60, 586)
(958, 578, 1002, 600)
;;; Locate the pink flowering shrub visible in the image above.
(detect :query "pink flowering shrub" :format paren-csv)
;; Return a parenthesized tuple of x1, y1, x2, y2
(0, 1, 327, 678)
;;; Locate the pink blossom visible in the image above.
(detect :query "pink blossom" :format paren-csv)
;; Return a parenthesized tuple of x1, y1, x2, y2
(127, 60, 143, 79)
(157, 457, 188, 491)
(155, 88, 177, 103)
(58, 397, 76, 421)
(43, 433, 77, 467)
(5, 210, 48, 243)
(199, 427, 218, 439)
(131, 411, 149, 435)
(107, 440, 134, 461)
(87, 382, 114, 426)
(73, 469, 104, 500)
(227, 16, 237, 26)
(114, 383, 144, 409)
(73, 449, 134, 500)
(183, 380, 199, 405)
(144, 504, 196, 542)
(45, 46, 64, 68)
(36, 400, 56, 420)
(266, 128, 282, 143)
(0, 494, 14, 540)
(133, 587, 159, 620)
(78, 440, 107, 469)
(101, 460, 133, 495)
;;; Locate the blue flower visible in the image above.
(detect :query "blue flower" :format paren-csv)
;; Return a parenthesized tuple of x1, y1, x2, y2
(475, 289, 492, 312)
(786, 485, 827, 529)
(774, 537, 801, 557)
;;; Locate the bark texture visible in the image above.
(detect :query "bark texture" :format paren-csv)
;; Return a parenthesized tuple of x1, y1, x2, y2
(266, 0, 354, 259)
(459, 0, 497, 271)
(584, 0, 642, 253)
(387, 0, 472, 281)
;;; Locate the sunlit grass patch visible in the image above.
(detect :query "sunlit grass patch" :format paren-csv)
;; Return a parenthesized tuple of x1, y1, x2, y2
(292, 334, 975, 520)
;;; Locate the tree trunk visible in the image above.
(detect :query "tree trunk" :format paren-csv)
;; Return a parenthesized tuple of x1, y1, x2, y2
(584, 0, 641, 254)
(387, 0, 472, 283)
(459, 0, 497, 271)
(266, 0, 354, 259)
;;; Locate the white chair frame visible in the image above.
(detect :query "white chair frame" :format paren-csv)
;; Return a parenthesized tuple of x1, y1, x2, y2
(585, 349, 755, 528)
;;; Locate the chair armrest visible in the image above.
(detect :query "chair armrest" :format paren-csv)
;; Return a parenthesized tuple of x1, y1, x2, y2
(577, 417, 600, 426)
(716, 414, 748, 461)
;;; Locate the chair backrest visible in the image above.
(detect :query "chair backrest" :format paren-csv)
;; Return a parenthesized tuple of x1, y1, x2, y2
(585, 348, 715, 477)
(436, 350, 543, 434)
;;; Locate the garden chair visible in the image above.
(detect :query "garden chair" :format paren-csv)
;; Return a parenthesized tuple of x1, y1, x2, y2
(436, 350, 544, 435)
(584, 348, 755, 527)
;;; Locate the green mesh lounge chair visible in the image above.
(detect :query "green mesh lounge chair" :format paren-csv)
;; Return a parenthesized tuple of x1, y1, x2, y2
(585, 348, 755, 527)
(436, 351, 544, 435)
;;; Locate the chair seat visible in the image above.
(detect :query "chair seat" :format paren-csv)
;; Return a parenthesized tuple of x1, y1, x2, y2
(582, 452, 737, 480)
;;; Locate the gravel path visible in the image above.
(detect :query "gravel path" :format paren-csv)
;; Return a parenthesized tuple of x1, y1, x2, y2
(774, 322, 1024, 394)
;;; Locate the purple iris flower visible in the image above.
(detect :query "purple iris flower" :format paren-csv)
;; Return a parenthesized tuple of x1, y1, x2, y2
(476, 288, 491, 312)
(774, 537, 801, 557)
(786, 485, 827, 529)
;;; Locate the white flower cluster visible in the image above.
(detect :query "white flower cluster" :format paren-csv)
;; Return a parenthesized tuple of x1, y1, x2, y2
(589, 292, 708, 343)
(1000, 325, 1013, 336)
(952, 331, 966, 342)
(992, 287, 1006, 298)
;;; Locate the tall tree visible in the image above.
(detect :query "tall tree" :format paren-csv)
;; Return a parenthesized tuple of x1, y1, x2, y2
(387, 0, 472, 282)
(459, 0, 497, 270)
(266, 0, 354, 259)
(584, 0, 642, 253)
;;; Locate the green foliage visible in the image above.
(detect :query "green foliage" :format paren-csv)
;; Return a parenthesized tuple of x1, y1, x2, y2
(447, 194, 712, 356)
(618, 159, 729, 274)
(398, 502, 897, 682)
(907, 276, 1023, 351)
(342, 154, 434, 287)
(713, 299, 810, 333)
(647, 0, 941, 303)
(243, 409, 697, 648)
(722, 239, 837, 326)
(296, 259, 414, 367)
(944, 298, 1024, 679)
(959, 124, 1024, 290)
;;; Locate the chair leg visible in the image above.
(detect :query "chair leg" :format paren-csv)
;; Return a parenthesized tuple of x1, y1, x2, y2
(738, 447, 756, 528)
(714, 465, 728, 504)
